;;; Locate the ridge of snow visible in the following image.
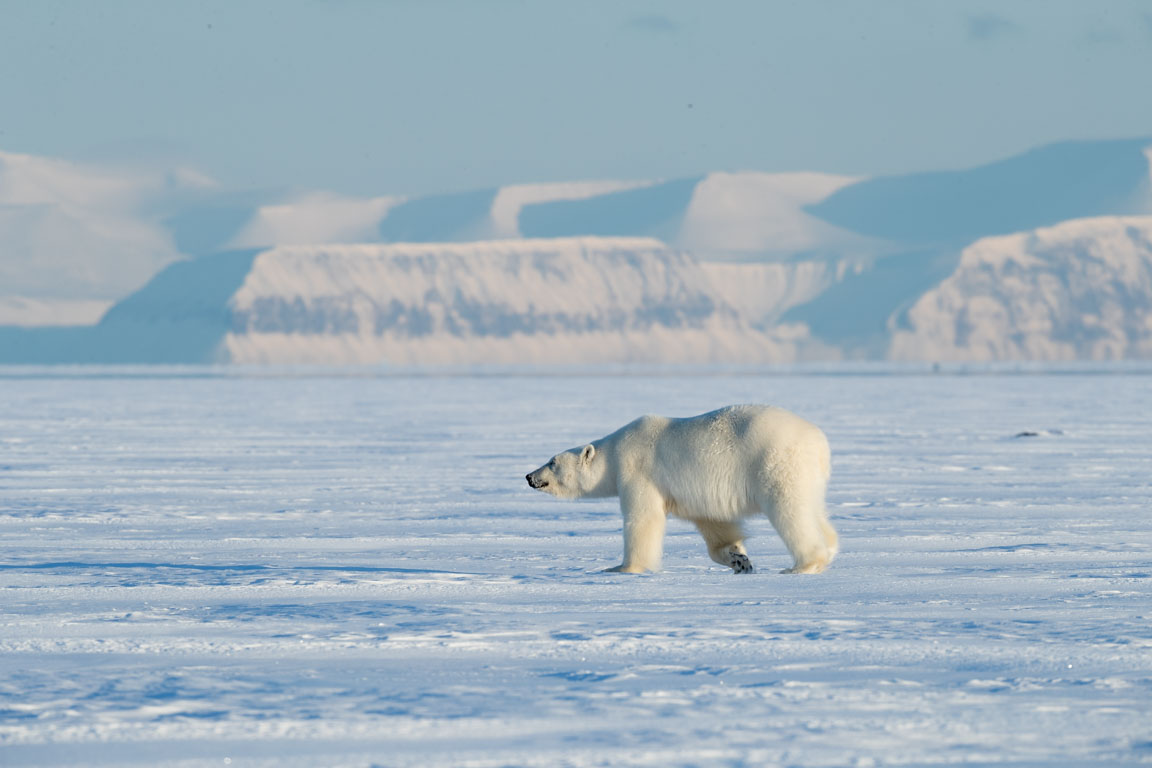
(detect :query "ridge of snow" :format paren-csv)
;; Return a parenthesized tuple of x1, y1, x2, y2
(488, 180, 656, 239)
(678, 171, 871, 254)
(226, 191, 404, 248)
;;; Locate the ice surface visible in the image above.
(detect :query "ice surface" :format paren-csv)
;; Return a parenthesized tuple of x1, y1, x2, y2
(1, 366, 1150, 766)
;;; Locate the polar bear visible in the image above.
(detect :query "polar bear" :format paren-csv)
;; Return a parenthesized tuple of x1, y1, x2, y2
(526, 405, 837, 574)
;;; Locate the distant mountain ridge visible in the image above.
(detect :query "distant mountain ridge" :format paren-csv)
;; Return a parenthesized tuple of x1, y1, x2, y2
(2, 137, 1152, 363)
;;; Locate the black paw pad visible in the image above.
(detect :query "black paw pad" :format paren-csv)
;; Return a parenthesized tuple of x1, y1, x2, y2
(729, 552, 754, 574)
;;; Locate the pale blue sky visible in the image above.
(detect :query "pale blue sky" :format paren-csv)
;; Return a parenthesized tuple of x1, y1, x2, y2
(2, 0, 1150, 195)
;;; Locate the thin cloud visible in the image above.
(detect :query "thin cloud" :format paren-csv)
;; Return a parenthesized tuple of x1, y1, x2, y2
(966, 13, 1023, 42)
(1079, 24, 1124, 46)
(624, 13, 680, 35)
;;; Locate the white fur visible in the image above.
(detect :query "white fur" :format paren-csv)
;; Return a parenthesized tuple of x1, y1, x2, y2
(526, 405, 838, 574)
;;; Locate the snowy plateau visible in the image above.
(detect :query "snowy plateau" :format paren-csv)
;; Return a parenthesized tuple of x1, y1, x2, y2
(1, 367, 1150, 767)
(3, 137, 1152, 364)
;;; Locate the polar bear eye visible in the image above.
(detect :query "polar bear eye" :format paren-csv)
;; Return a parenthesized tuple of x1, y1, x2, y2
(548, 459, 557, 470)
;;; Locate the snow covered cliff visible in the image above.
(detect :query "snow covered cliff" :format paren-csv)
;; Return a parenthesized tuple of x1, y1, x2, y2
(889, 216, 1152, 361)
(220, 238, 800, 364)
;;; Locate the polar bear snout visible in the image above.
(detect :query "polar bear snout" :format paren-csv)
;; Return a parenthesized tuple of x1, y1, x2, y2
(526, 472, 549, 490)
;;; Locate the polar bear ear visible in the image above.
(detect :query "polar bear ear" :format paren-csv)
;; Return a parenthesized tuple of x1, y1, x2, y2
(580, 444, 596, 464)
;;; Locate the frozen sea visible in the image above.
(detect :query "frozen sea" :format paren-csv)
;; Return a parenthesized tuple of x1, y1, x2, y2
(1, 365, 1150, 767)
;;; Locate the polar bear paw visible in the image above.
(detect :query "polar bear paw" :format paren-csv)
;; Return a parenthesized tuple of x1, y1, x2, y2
(780, 558, 828, 574)
(729, 552, 754, 574)
(603, 564, 646, 574)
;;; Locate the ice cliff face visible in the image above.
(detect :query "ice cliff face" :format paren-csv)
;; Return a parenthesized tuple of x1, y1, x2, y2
(220, 237, 800, 365)
(889, 217, 1152, 361)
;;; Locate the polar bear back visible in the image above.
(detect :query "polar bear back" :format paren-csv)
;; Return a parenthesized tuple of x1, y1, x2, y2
(612, 404, 829, 522)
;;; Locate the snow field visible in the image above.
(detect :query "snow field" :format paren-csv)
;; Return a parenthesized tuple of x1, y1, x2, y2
(1, 368, 1150, 766)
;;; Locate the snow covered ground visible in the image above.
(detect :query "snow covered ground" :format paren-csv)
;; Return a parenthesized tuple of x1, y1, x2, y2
(1, 366, 1150, 767)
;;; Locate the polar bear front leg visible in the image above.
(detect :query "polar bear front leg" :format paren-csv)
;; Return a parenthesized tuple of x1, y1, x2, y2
(605, 483, 666, 573)
(694, 520, 753, 574)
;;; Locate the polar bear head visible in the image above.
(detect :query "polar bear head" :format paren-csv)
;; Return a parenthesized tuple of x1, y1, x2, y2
(526, 444, 609, 499)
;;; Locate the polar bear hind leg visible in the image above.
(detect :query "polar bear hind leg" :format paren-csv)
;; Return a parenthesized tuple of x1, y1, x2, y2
(753, 439, 836, 574)
(694, 520, 753, 574)
(771, 504, 832, 574)
(761, 482, 834, 574)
